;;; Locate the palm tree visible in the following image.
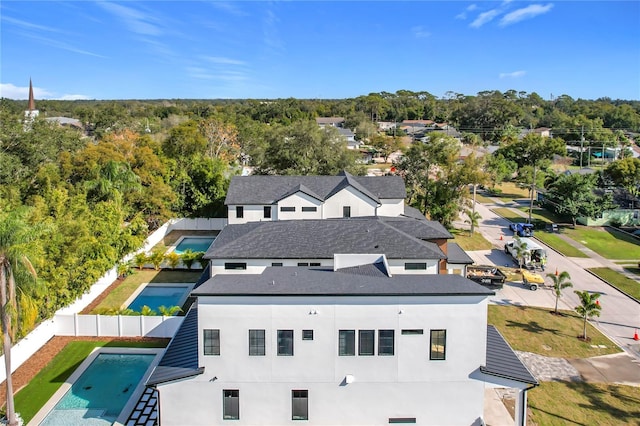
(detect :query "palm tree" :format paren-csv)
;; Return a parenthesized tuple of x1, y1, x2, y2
(134, 252, 148, 270)
(165, 252, 181, 269)
(547, 271, 573, 314)
(512, 237, 528, 269)
(0, 208, 42, 425)
(574, 290, 602, 341)
(464, 209, 482, 235)
(148, 248, 165, 271)
(158, 305, 182, 316)
(181, 249, 196, 270)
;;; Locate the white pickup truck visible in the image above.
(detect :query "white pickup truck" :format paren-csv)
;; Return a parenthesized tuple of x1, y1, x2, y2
(504, 238, 547, 269)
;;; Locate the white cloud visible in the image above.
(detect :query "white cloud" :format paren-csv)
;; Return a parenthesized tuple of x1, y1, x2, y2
(209, 1, 247, 17)
(499, 70, 526, 79)
(97, 2, 162, 36)
(411, 26, 431, 39)
(59, 94, 91, 100)
(203, 56, 247, 66)
(470, 9, 500, 28)
(499, 3, 554, 26)
(0, 83, 79, 100)
(1, 16, 64, 33)
(456, 4, 478, 20)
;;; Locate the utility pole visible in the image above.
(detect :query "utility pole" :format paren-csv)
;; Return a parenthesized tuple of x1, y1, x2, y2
(528, 165, 537, 224)
(580, 125, 584, 169)
(471, 184, 477, 234)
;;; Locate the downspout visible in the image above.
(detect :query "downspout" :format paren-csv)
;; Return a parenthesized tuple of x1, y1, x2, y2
(519, 383, 538, 426)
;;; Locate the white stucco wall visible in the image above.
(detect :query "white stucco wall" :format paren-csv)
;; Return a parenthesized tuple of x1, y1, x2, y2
(275, 192, 323, 220)
(377, 199, 405, 217)
(158, 294, 488, 425)
(387, 258, 439, 275)
(227, 204, 272, 225)
(322, 187, 378, 218)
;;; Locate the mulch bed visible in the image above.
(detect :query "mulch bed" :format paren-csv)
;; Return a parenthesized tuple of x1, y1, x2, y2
(0, 336, 168, 407)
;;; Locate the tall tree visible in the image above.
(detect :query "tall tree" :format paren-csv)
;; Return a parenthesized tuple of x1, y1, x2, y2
(0, 207, 43, 426)
(547, 271, 573, 314)
(574, 290, 602, 341)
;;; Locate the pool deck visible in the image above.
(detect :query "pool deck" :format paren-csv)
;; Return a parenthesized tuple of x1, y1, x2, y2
(29, 347, 163, 426)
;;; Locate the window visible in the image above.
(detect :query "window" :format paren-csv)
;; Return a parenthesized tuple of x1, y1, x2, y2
(264, 206, 271, 219)
(203, 329, 220, 356)
(378, 330, 394, 356)
(225, 263, 247, 270)
(271, 262, 283, 267)
(430, 329, 446, 360)
(389, 418, 416, 424)
(280, 206, 295, 212)
(302, 330, 314, 340)
(297, 262, 309, 267)
(249, 329, 265, 356)
(358, 330, 375, 356)
(404, 262, 427, 270)
(292, 390, 308, 420)
(223, 390, 239, 420)
(310, 262, 321, 267)
(343, 206, 351, 218)
(401, 329, 424, 335)
(278, 330, 294, 356)
(301, 206, 317, 212)
(236, 206, 244, 218)
(338, 330, 355, 356)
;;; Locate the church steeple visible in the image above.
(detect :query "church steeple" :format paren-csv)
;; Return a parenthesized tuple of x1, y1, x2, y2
(27, 78, 36, 111)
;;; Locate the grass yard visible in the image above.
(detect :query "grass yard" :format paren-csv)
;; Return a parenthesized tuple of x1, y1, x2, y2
(486, 182, 531, 200)
(588, 267, 640, 300)
(488, 305, 620, 358)
(449, 228, 493, 251)
(474, 193, 495, 204)
(534, 231, 588, 257)
(528, 381, 640, 426)
(15, 339, 167, 424)
(491, 207, 526, 224)
(515, 206, 566, 224)
(89, 269, 202, 314)
(564, 226, 640, 260)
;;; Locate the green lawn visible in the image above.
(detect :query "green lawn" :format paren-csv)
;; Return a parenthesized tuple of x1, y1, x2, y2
(534, 231, 588, 257)
(16, 339, 167, 424)
(474, 193, 495, 204)
(488, 305, 620, 358)
(449, 228, 493, 251)
(588, 267, 640, 300)
(90, 269, 202, 314)
(486, 182, 531, 200)
(529, 381, 640, 426)
(564, 227, 640, 260)
(515, 206, 566, 224)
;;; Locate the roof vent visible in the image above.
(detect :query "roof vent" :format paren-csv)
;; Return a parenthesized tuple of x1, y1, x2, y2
(270, 280, 275, 285)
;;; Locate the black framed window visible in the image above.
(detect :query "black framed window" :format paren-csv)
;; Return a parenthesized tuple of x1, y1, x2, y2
(302, 330, 314, 340)
(401, 329, 424, 335)
(280, 206, 295, 212)
(236, 206, 244, 218)
(292, 390, 308, 420)
(223, 390, 239, 420)
(338, 330, 355, 356)
(225, 263, 247, 270)
(297, 262, 309, 266)
(309, 262, 321, 267)
(272, 262, 283, 267)
(343, 206, 351, 218)
(378, 330, 394, 356)
(404, 262, 427, 270)
(249, 329, 265, 356)
(430, 329, 446, 360)
(203, 329, 220, 356)
(264, 206, 271, 218)
(301, 206, 317, 212)
(278, 330, 294, 356)
(358, 330, 375, 356)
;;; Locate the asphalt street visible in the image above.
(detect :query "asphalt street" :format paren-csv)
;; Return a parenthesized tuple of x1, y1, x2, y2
(463, 199, 640, 361)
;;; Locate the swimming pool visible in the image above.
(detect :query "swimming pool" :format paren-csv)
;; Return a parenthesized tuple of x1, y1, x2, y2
(127, 284, 190, 313)
(173, 236, 215, 254)
(38, 351, 157, 426)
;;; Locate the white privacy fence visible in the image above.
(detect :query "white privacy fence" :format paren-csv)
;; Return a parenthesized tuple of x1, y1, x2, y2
(55, 314, 183, 338)
(0, 217, 223, 383)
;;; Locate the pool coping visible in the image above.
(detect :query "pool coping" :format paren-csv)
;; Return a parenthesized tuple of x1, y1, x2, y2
(29, 347, 164, 426)
(122, 282, 196, 312)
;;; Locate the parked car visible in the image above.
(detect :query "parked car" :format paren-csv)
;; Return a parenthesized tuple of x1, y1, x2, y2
(509, 222, 534, 237)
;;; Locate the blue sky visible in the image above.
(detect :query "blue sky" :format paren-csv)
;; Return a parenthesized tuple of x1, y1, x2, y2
(1, 1, 639, 101)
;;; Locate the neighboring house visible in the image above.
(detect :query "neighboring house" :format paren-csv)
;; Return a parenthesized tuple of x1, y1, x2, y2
(45, 116, 84, 130)
(137, 173, 537, 426)
(316, 117, 345, 128)
(225, 171, 407, 224)
(519, 127, 552, 139)
(377, 121, 397, 131)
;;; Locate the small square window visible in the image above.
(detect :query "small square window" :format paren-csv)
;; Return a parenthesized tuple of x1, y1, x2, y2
(302, 330, 314, 340)
(343, 206, 351, 218)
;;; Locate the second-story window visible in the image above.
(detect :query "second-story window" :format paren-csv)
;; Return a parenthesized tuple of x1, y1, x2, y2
(378, 330, 394, 356)
(278, 330, 294, 356)
(236, 206, 244, 218)
(343, 206, 351, 218)
(358, 330, 375, 356)
(280, 206, 295, 212)
(249, 329, 265, 356)
(339, 330, 356, 356)
(203, 329, 220, 356)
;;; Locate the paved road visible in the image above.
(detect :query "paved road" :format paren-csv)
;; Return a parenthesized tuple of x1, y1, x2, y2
(461, 197, 640, 360)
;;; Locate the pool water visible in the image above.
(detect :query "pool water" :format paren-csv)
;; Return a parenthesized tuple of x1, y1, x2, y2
(127, 285, 189, 313)
(174, 237, 215, 254)
(40, 353, 155, 426)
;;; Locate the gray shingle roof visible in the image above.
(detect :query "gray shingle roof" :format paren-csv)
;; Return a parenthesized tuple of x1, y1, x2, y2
(204, 218, 446, 260)
(146, 304, 203, 386)
(193, 266, 495, 297)
(446, 243, 474, 264)
(379, 216, 452, 239)
(224, 174, 407, 205)
(482, 325, 538, 385)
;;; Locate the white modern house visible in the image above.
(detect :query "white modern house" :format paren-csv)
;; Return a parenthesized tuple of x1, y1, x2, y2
(132, 173, 537, 426)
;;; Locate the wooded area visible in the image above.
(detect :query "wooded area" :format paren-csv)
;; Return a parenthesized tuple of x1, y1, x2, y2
(1, 89, 639, 338)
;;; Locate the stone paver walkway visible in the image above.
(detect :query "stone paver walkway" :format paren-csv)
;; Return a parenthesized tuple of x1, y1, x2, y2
(515, 351, 581, 382)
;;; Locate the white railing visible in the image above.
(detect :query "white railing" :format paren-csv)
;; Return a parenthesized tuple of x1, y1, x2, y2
(54, 314, 183, 338)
